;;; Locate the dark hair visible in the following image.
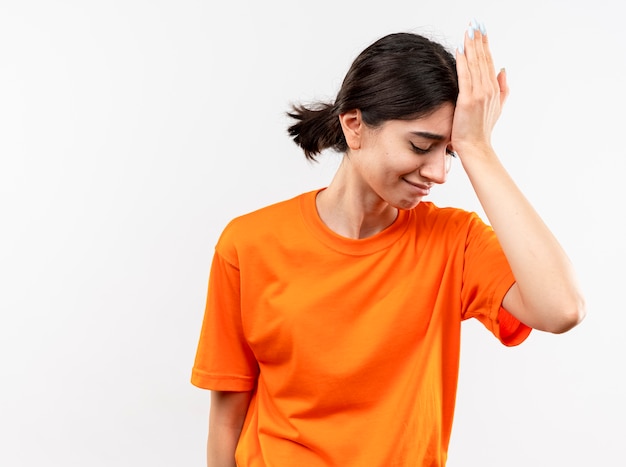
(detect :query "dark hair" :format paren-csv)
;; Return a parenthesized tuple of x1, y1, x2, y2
(287, 32, 458, 161)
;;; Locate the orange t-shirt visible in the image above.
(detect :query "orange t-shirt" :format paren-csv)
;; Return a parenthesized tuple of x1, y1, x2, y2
(191, 189, 531, 466)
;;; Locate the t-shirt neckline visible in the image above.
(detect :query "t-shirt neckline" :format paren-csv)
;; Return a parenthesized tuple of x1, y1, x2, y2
(299, 188, 412, 256)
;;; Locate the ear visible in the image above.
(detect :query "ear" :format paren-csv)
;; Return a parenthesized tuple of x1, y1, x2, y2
(338, 109, 363, 150)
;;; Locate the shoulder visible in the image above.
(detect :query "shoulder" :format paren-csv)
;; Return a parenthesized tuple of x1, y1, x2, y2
(413, 201, 483, 232)
(415, 203, 502, 257)
(215, 190, 315, 263)
(223, 191, 309, 235)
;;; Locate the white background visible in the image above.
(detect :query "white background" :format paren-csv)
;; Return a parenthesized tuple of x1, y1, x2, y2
(1, 0, 624, 466)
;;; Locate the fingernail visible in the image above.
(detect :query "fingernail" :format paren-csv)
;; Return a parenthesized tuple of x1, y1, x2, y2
(457, 42, 464, 55)
(471, 18, 480, 30)
(479, 21, 487, 35)
(467, 27, 474, 40)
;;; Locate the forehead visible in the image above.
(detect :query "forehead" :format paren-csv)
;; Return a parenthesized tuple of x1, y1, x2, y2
(383, 103, 454, 136)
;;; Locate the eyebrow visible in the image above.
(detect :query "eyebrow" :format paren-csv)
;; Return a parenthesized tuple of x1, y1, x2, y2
(410, 131, 446, 141)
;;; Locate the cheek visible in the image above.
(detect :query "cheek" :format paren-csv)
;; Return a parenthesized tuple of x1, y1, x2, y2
(384, 149, 419, 175)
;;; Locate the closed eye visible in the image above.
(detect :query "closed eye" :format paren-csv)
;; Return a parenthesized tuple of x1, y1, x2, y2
(410, 142, 430, 154)
(411, 142, 457, 159)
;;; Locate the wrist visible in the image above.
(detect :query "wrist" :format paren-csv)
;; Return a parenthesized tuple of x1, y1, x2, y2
(454, 141, 497, 162)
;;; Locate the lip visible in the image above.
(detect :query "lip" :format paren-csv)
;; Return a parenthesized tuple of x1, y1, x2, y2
(403, 178, 431, 196)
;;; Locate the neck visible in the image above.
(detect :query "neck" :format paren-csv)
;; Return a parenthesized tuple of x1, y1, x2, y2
(316, 160, 398, 239)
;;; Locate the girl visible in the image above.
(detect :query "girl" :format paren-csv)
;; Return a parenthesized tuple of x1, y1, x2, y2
(192, 22, 585, 466)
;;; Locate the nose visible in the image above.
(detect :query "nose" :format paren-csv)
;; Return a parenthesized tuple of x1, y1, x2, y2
(418, 149, 450, 185)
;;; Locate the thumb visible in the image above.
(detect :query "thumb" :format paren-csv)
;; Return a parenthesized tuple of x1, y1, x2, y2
(497, 68, 510, 107)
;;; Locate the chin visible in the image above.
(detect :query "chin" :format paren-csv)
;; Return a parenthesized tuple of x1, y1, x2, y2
(395, 198, 422, 210)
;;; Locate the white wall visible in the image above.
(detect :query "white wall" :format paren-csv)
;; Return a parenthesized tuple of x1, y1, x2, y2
(1, 0, 623, 465)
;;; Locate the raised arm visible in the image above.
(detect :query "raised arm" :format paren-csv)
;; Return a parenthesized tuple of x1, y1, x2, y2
(453, 22, 585, 333)
(207, 390, 252, 467)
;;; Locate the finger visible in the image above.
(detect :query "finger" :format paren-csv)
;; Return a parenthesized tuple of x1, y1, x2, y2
(469, 25, 502, 103)
(463, 26, 481, 90)
(478, 30, 498, 86)
(455, 35, 472, 96)
(497, 68, 510, 107)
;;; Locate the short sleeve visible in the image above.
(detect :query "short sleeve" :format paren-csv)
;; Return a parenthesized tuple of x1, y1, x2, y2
(460, 214, 532, 347)
(191, 250, 259, 391)
(497, 306, 532, 347)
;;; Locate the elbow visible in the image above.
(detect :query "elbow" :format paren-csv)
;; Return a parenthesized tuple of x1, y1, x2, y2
(545, 295, 587, 334)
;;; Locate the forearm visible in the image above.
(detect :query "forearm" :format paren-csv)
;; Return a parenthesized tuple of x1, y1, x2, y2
(207, 390, 252, 467)
(460, 144, 585, 332)
(207, 424, 242, 467)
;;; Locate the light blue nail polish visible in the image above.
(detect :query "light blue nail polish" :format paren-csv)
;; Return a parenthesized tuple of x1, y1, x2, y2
(458, 42, 464, 55)
(467, 27, 474, 40)
(471, 18, 479, 30)
(479, 21, 487, 35)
